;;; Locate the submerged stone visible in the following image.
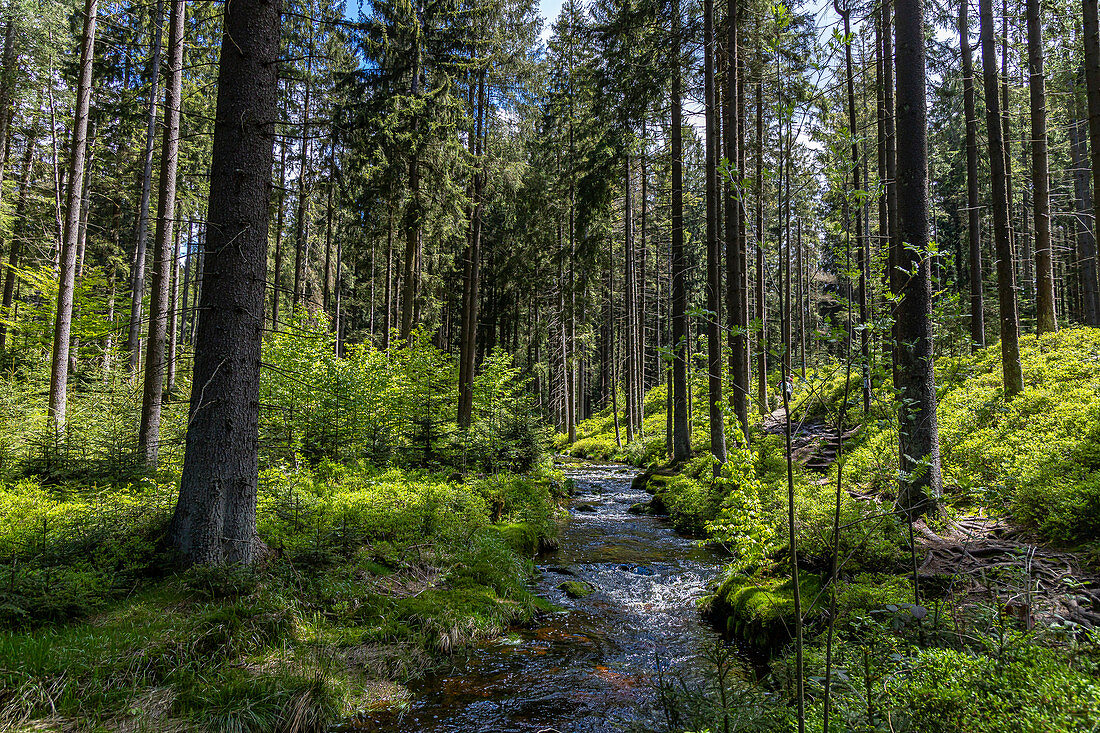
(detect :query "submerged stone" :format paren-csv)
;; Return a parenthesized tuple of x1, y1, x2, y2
(556, 580, 595, 599)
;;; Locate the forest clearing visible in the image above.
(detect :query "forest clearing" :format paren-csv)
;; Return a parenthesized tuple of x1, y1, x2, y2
(2, 0, 1100, 729)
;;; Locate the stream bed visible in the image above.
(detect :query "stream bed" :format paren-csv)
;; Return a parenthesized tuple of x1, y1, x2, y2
(354, 463, 729, 732)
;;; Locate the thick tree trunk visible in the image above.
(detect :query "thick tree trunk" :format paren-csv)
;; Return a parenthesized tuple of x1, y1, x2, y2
(1027, 0, 1056, 333)
(961, 0, 985, 348)
(670, 0, 690, 461)
(1084, 0, 1100, 324)
(47, 0, 97, 430)
(979, 0, 1024, 397)
(624, 153, 636, 443)
(703, 0, 725, 466)
(168, 0, 280, 565)
(126, 0, 165, 374)
(894, 0, 943, 517)
(138, 0, 186, 467)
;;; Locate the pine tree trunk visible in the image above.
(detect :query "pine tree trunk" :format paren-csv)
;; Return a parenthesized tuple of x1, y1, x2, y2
(1083, 0, 1100, 324)
(670, 0, 690, 461)
(137, 0, 185, 466)
(894, 0, 943, 517)
(704, 0, 725, 465)
(271, 142, 286, 329)
(961, 0, 985, 348)
(47, 0, 97, 430)
(624, 153, 636, 443)
(292, 16, 314, 309)
(458, 71, 485, 428)
(0, 19, 19, 204)
(1072, 71, 1100, 324)
(755, 77, 768, 416)
(1027, 0, 1056, 333)
(166, 214, 182, 394)
(126, 0, 165, 373)
(0, 123, 35, 351)
(841, 5, 869, 414)
(168, 0, 280, 565)
(724, 2, 748, 442)
(979, 0, 1024, 397)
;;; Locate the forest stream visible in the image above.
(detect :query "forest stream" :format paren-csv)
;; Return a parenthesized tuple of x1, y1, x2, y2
(349, 463, 729, 732)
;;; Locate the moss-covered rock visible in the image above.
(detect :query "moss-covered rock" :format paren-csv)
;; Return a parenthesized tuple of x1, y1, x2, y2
(704, 573, 824, 653)
(488, 522, 539, 557)
(556, 580, 595, 598)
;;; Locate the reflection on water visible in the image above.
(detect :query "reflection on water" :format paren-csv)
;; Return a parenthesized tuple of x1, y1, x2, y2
(348, 464, 728, 732)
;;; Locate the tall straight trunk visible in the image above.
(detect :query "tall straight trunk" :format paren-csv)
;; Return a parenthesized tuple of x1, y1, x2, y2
(322, 147, 334, 313)
(704, 0, 726, 465)
(127, 0, 165, 373)
(138, 0, 186, 466)
(894, 0, 943, 517)
(458, 71, 485, 428)
(400, 58, 422, 341)
(841, 5, 869, 414)
(168, 0, 281, 565)
(796, 219, 805, 375)
(724, 0, 748, 442)
(166, 212, 182, 393)
(1001, 0, 1017, 293)
(638, 140, 648, 431)
(335, 230, 344, 356)
(961, 0, 985, 348)
(1072, 71, 1100, 324)
(0, 124, 35, 351)
(671, 0, 690, 461)
(292, 17, 314, 309)
(1027, 0, 1056, 333)
(0, 20, 18, 203)
(624, 153, 636, 443)
(47, 0, 97, 430)
(1083, 0, 1100, 325)
(180, 220, 192, 347)
(271, 142, 286, 329)
(755, 78, 768, 416)
(884, 0, 901, 388)
(979, 0, 1024, 398)
(383, 200, 394, 348)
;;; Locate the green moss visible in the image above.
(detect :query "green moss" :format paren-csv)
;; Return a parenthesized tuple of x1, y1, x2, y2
(488, 522, 539, 557)
(556, 580, 594, 598)
(705, 573, 824, 652)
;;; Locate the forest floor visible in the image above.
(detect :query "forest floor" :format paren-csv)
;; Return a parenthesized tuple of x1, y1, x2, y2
(765, 405, 1100, 633)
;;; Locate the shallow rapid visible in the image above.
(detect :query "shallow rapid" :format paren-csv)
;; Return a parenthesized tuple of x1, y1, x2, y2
(354, 463, 728, 732)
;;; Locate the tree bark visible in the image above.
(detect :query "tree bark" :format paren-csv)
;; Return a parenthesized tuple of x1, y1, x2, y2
(126, 0, 165, 374)
(0, 122, 35, 352)
(0, 19, 19, 204)
(755, 77, 768, 416)
(894, 0, 943, 517)
(961, 0, 985, 348)
(1072, 69, 1100, 324)
(1027, 0, 1056, 333)
(1083, 0, 1100, 325)
(47, 0, 97, 430)
(979, 0, 1024, 398)
(292, 16, 314, 309)
(724, 0, 748, 442)
(458, 71, 485, 428)
(703, 0, 726, 465)
(670, 0, 690, 461)
(168, 0, 281, 565)
(138, 0, 186, 466)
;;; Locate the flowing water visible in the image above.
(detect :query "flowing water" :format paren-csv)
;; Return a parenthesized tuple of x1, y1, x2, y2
(352, 463, 728, 732)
